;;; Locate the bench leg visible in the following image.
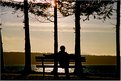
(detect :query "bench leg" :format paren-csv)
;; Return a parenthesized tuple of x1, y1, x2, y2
(43, 66, 45, 79)
(65, 68, 70, 79)
(42, 59, 45, 79)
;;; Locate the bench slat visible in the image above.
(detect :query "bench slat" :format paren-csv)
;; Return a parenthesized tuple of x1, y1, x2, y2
(36, 65, 86, 68)
(36, 56, 86, 62)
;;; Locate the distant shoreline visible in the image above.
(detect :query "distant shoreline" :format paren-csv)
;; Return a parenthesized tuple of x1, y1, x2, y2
(3, 52, 117, 56)
(3, 52, 117, 65)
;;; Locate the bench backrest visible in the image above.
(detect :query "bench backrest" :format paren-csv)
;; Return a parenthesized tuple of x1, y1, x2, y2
(36, 54, 86, 62)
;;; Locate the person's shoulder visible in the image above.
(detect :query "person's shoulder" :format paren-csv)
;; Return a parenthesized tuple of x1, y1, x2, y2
(65, 52, 67, 53)
(65, 52, 69, 55)
(58, 51, 61, 53)
(58, 51, 62, 55)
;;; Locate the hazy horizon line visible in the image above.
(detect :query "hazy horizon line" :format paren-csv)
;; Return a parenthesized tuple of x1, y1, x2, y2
(3, 51, 118, 56)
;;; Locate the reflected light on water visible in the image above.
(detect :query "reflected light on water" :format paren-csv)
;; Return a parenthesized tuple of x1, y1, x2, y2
(32, 64, 74, 73)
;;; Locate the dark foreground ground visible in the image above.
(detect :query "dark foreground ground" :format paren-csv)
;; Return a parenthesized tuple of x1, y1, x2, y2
(1, 71, 120, 80)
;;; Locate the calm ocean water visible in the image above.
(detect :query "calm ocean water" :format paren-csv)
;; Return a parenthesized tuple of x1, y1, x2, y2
(4, 64, 117, 75)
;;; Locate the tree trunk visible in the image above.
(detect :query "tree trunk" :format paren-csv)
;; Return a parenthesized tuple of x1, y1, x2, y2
(116, 0, 120, 77)
(53, 0, 58, 79)
(0, 28, 4, 72)
(23, 0, 31, 73)
(74, 1, 83, 75)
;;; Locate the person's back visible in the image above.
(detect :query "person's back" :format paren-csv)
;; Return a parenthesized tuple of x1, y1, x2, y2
(51, 45, 70, 79)
(58, 50, 69, 68)
(57, 45, 70, 79)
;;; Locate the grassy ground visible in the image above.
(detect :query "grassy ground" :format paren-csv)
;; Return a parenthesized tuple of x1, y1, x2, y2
(1, 72, 120, 80)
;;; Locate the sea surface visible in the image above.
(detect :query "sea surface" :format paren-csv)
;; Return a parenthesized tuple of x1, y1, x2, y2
(4, 64, 117, 75)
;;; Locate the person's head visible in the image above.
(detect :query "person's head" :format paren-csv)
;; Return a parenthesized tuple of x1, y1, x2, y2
(60, 45, 65, 52)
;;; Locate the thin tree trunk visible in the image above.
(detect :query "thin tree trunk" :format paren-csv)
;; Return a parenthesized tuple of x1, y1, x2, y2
(53, 0, 58, 79)
(0, 28, 4, 72)
(74, 1, 83, 75)
(23, 0, 31, 73)
(116, 0, 120, 77)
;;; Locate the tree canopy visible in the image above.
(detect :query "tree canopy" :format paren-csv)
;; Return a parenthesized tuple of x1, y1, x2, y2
(0, 0, 116, 21)
(58, 0, 115, 21)
(0, 0, 52, 22)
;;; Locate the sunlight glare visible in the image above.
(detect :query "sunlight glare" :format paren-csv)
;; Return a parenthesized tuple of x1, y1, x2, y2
(51, 0, 55, 7)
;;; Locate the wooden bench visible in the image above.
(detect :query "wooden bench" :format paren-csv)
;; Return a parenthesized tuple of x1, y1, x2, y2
(35, 54, 86, 77)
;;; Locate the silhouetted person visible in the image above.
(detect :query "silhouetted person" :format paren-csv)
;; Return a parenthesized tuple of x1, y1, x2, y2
(50, 45, 70, 79)
(57, 45, 70, 79)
